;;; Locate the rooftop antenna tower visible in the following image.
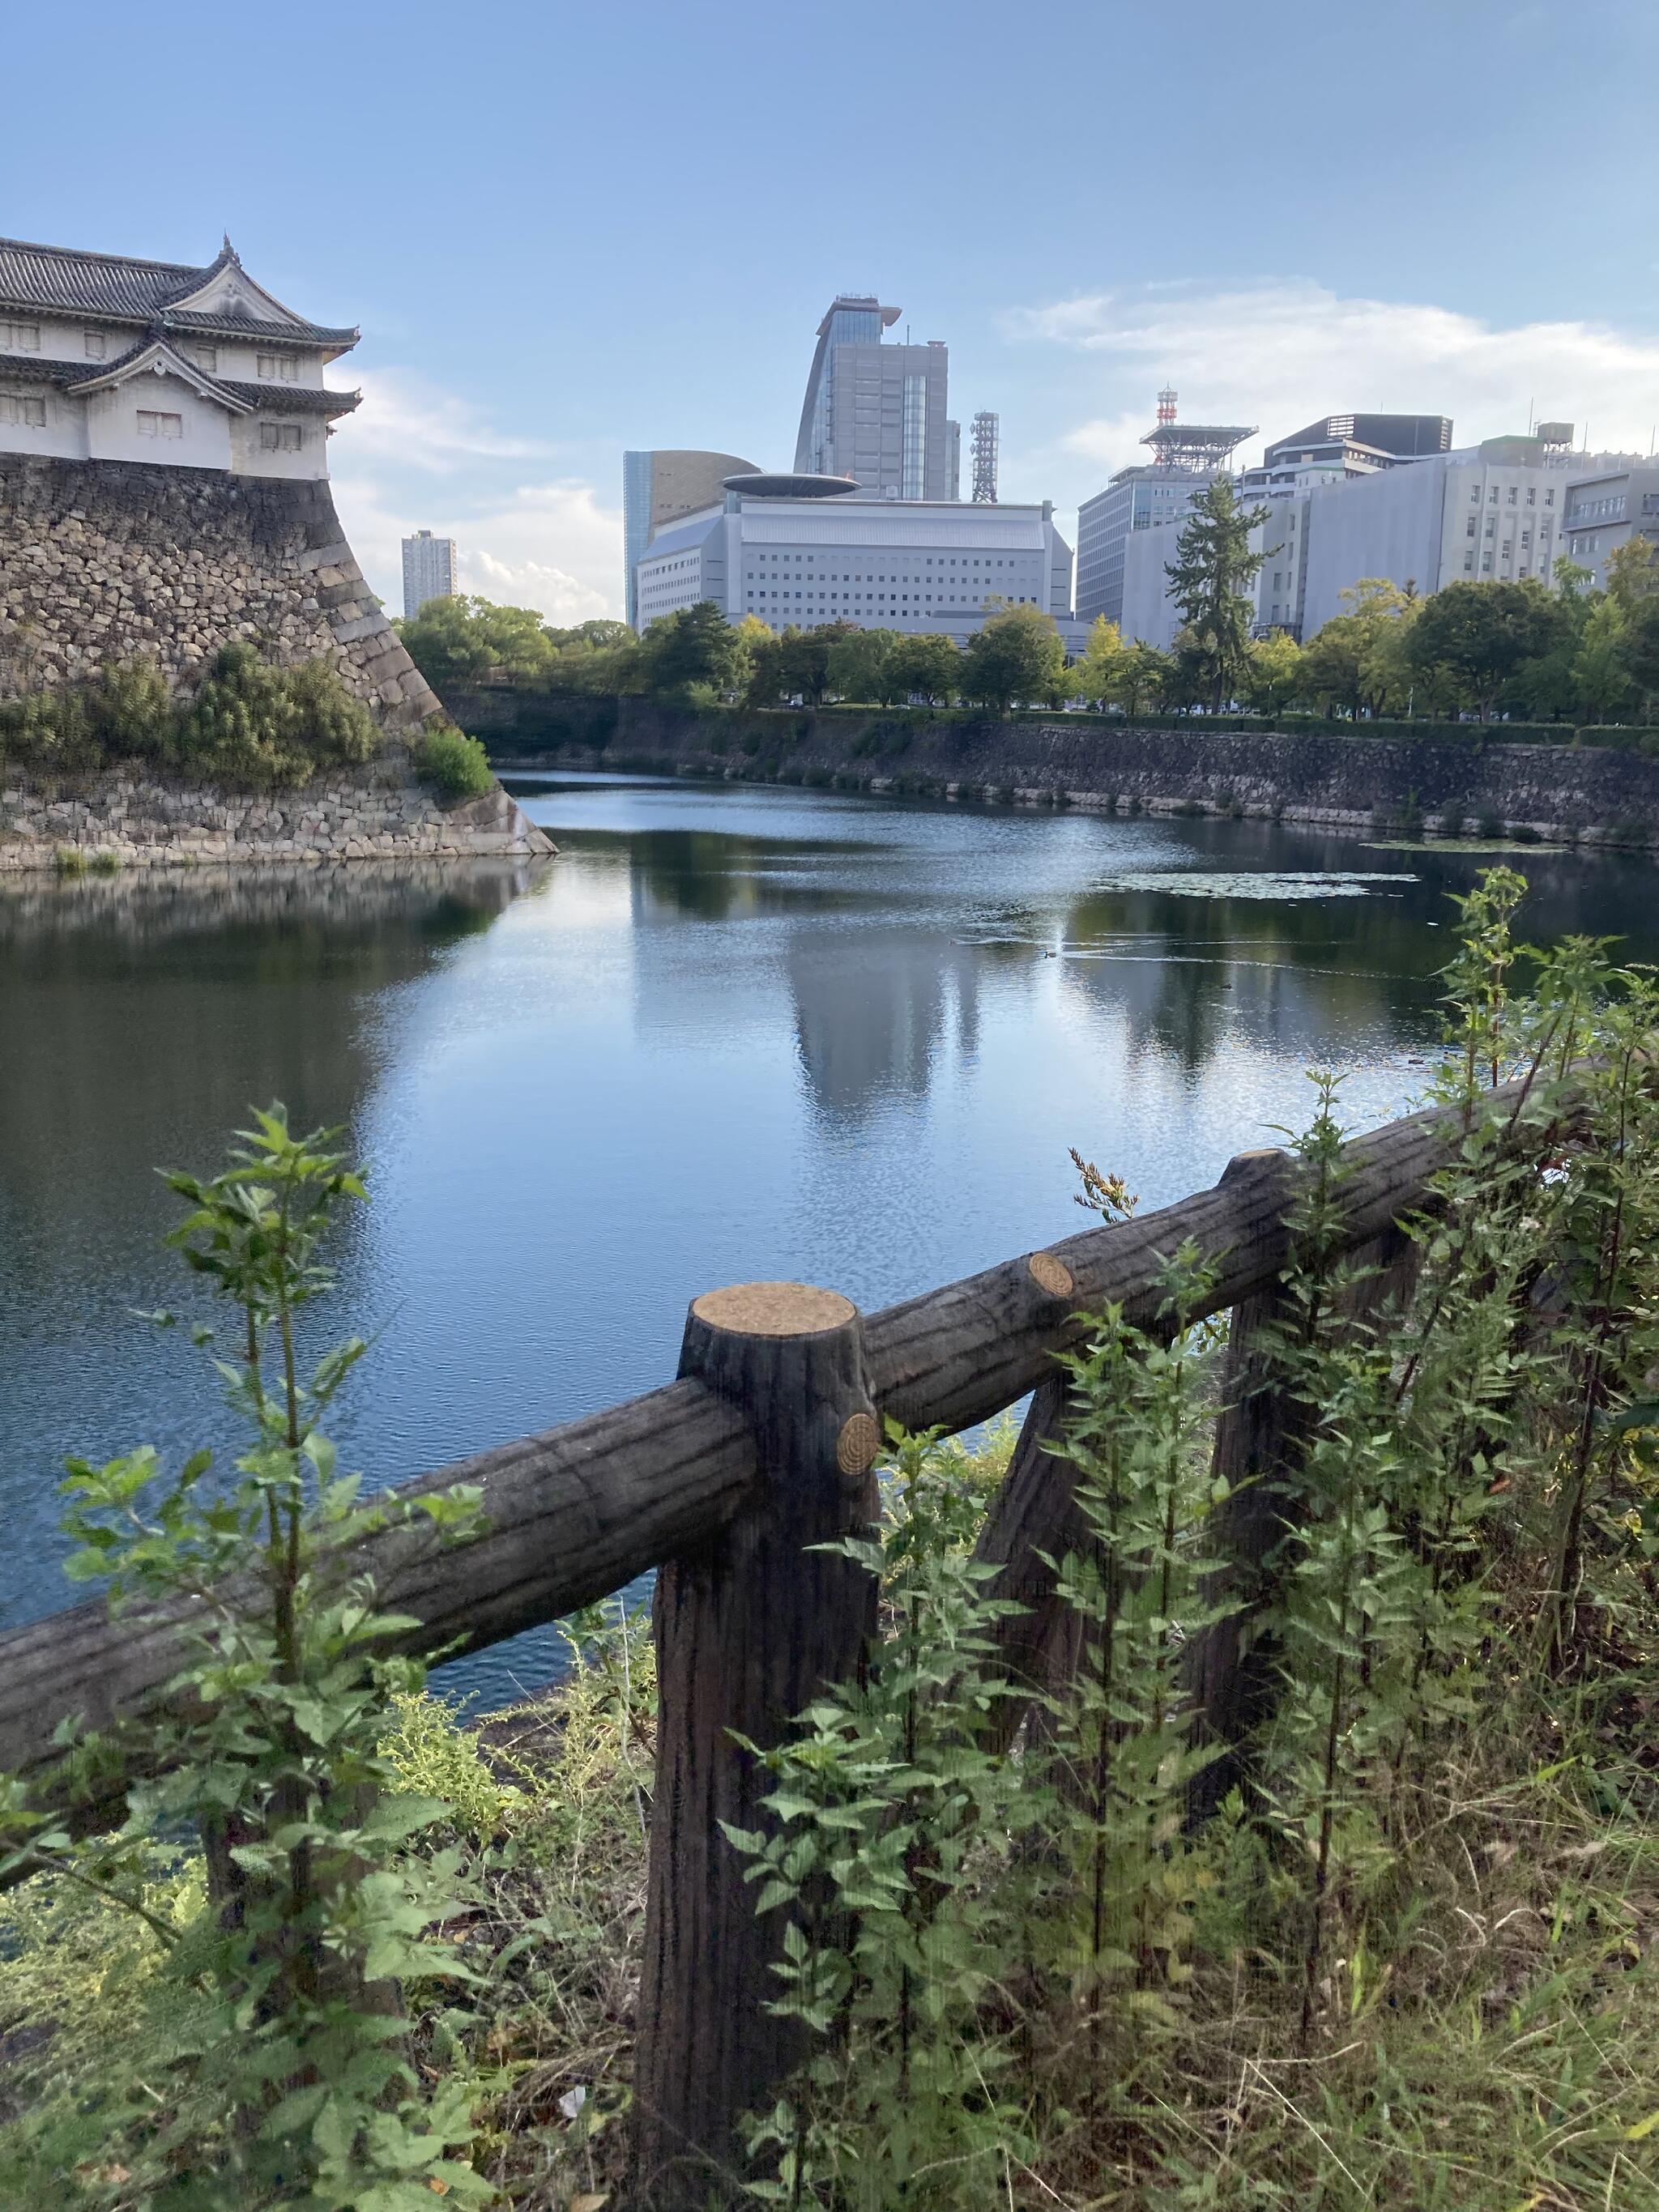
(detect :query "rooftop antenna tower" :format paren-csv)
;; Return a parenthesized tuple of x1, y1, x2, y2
(1141, 386, 1253, 473)
(970, 410, 999, 503)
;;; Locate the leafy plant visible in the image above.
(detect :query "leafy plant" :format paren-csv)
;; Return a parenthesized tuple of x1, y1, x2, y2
(414, 720, 496, 801)
(2, 1107, 493, 2208)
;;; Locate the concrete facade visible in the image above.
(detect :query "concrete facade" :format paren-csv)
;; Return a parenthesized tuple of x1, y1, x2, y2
(634, 487, 1077, 644)
(1563, 464, 1659, 591)
(1298, 443, 1573, 635)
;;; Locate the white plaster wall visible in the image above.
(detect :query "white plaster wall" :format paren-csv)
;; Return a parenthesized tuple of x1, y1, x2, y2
(83, 374, 232, 471)
(228, 410, 330, 480)
(0, 383, 89, 460)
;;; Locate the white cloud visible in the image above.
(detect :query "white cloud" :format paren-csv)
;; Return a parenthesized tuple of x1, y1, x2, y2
(1004, 281, 1659, 485)
(328, 373, 625, 622)
(345, 369, 552, 472)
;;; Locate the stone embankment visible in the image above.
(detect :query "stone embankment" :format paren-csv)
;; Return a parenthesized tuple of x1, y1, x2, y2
(0, 454, 438, 727)
(0, 748, 550, 872)
(450, 693, 1659, 851)
(0, 455, 553, 867)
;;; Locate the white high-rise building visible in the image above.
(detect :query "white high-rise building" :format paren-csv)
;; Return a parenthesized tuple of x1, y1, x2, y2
(401, 530, 457, 619)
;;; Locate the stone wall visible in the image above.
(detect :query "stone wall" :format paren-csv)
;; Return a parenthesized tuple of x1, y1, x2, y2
(451, 692, 1659, 850)
(0, 748, 550, 872)
(0, 454, 438, 727)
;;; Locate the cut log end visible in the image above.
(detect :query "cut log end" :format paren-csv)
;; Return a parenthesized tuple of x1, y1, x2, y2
(836, 1411, 881, 1476)
(689, 1281, 856, 1338)
(1027, 1251, 1076, 1300)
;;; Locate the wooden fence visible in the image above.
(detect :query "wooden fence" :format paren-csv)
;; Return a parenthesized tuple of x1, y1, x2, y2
(0, 1076, 1551, 2204)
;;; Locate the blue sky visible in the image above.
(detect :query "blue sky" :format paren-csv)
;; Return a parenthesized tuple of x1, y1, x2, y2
(5, 0, 1657, 620)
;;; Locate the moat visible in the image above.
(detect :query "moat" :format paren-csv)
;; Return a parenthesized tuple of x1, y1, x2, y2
(4, 769, 1656, 1705)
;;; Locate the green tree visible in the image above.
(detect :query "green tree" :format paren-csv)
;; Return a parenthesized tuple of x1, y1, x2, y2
(1300, 579, 1415, 719)
(1115, 640, 1171, 716)
(1570, 595, 1636, 722)
(641, 599, 749, 698)
(1405, 578, 1567, 721)
(825, 626, 900, 704)
(886, 631, 962, 705)
(1623, 595, 1659, 720)
(1071, 616, 1128, 706)
(394, 594, 559, 688)
(1605, 537, 1659, 615)
(1243, 629, 1307, 718)
(1162, 476, 1272, 710)
(961, 603, 1065, 714)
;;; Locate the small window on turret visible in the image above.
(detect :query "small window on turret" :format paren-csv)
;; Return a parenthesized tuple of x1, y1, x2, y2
(257, 353, 299, 384)
(260, 422, 303, 452)
(137, 411, 182, 440)
(0, 322, 41, 352)
(83, 330, 107, 360)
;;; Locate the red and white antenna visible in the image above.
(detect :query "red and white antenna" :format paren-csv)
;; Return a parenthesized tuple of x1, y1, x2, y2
(1157, 386, 1178, 429)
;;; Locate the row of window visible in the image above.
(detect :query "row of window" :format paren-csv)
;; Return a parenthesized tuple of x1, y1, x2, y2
(0, 318, 302, 382)
(1470, 481, 1555, 507)
(0, 394, 300, 449)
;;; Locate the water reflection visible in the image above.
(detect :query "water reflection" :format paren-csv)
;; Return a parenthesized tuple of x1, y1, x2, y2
(6, 780, 1657, 1709)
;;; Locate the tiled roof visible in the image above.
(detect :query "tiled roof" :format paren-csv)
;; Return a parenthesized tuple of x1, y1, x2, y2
(0, 237, 357, 348)
(216, 381, 360, 417)
(0, 343, 358, 418)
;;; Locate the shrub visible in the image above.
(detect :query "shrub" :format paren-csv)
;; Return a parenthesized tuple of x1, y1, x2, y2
(415, 720, 496, 801)
(173, 642, 377, 789)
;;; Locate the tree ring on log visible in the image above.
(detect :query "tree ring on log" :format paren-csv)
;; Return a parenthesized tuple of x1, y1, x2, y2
(1027, 1251, 1075, 1299)
(690, 1282, 856, 1337)
(835, 1411, 881, 1477)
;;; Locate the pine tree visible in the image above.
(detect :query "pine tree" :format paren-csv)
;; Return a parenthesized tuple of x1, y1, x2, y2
(1163, 478, 1271, 711)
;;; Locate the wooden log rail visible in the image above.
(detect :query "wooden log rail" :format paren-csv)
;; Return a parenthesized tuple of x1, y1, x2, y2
(0, 1072, 1564, 2204)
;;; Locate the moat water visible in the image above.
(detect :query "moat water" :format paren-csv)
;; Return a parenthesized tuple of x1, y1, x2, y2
(3, 773, 1656, 1707)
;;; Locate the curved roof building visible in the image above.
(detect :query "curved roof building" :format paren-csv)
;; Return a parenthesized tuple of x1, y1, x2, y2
(623, 448, 757, 627)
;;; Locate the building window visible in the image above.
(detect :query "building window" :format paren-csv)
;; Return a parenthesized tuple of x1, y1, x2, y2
(1466, 517, 1478, 538)
(1508, 486, 1518, 504)
(259, 422, 304, 452)
(257, 352, 299, 383)
(0, 393, 46, 427)
(83, 330, 106, 360)
(188, 344, 219, 373)
(0, 321, 41, 352)
(137, 410, 183, 440)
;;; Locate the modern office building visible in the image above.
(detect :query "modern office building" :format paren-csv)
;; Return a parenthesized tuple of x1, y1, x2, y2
(634, 469, 1078, 646)
(1075, 392, 1253, 627)
(622, 448, 758, 629)
(400, 530, 457, 619)
(1562, 462, 1659, 591)
(1237, 415, 1452, 638)
(1297, 435, 1587, 636)
(945, 418, 961, 502)
(793, 296, 953, 501)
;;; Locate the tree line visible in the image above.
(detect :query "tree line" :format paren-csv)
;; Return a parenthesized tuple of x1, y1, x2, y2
(395, 488, 1659, 727)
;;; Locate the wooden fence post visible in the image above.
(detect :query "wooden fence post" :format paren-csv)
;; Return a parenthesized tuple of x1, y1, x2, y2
(1186, 1162, 1420, 1824)
(633, 1282, 882, 2208)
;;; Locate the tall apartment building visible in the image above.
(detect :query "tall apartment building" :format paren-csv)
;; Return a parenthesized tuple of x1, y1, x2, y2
(622, 448, 757, 629)
(793, 296, 952, 501)
(1562, 462, 1659, 591)
(401, 530, 457, 619)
